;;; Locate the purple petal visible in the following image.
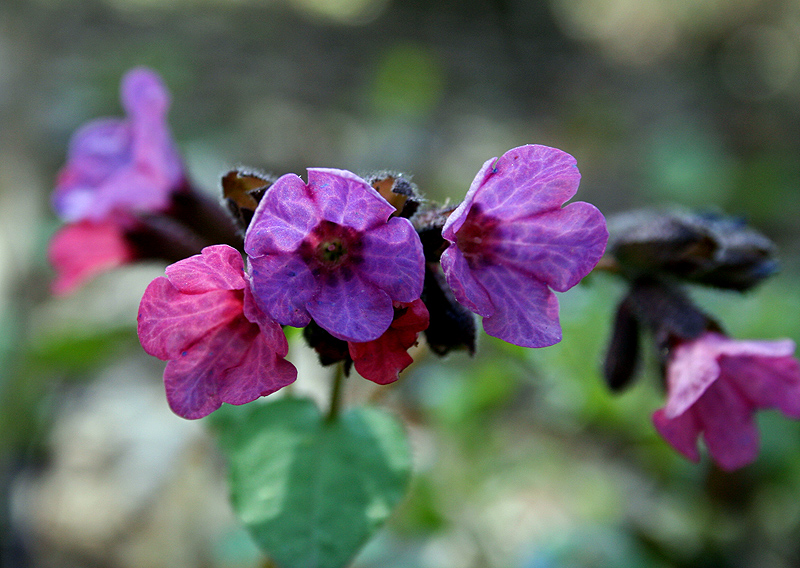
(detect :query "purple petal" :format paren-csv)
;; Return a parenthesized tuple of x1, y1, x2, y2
(440, 245, 494, 317)
(121, 67, 171, 120)
(474, 263, 562, 347)
(653, 408, 702, 463)
(137, 278, 242, 360)
(359, 217, 424, 302)
(218, 331, 297, 405)
(245, 173, 320, 257)
(695, 379, 760, 471)
(446, 145, 582, 239)
(306, 272, 393, 342)
(243, 280, 289, 357)
(664, 337, 722, 419)
(723, 354, 800, 418)
(52, 119, 132, 221)
(247, 254, 315, 328)
(165, 245, 246, 293)
(442, 157, 494, 242)
(307, 168, 395, 231)
(490, 202, 608, 292)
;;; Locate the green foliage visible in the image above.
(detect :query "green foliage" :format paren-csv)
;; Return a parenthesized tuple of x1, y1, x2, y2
(213, 398, 412, 568)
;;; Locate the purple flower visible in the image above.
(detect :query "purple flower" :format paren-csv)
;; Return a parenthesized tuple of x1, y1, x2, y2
(653, 332, 800, 471)
(441, 145, 608, 347)
(138, 245, 296, 419)
(52, 67, 184, 222)
(245, 168, 425, 343)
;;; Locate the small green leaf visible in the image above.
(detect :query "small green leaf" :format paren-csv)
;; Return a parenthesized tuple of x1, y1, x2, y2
(215, 398, 412, 568)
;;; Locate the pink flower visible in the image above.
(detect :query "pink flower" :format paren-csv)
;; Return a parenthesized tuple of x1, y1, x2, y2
(348, 299, 430, 385)
(137, 245, 296, 419)
(48, 218, 137, 295)
(653, 332, 800, 471)
(441, 145, 608, 347)
(245, 168, 425, 343)
(52, 67, 184, 222)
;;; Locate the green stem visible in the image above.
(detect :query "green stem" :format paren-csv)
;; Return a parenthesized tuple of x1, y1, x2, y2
(327, 362, 346, 423)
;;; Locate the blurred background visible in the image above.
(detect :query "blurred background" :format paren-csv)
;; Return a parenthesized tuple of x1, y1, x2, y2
(2, 0, 800, 566)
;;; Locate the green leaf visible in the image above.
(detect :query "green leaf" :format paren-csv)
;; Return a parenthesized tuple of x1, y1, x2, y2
(214, 398, 412, 568)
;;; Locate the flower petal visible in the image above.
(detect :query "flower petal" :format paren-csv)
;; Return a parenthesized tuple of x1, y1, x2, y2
(360, 217, 425, 302)
(664, 335, 723, 419)
(652, 408, 702, 463)
(137, 277, 242, 360)
(476, 263, 562, 348)
(440, 245, 494, 318)
(465, 145, 582, 222)
(722, 353, 800, 418)
(490, 202, 608, 292)
(242, 280, 290, 357)
(48, 219, 136, 295)
(218, 329, 297, 404)
(121, 67, 171, 121)
(247, 254, 315, 328)
(307, 168, 394, 231)
(695, 379, 760, 471)
(165, 245, 246, 293)
(245, 173, 320, 256)
(306, 272, 393, 342)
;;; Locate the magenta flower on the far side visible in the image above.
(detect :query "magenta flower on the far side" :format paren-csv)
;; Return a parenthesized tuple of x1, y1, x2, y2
(441, 145, 608, 347)
(245, 168, 425, 343)
(653, 332, 800, 471)
(138, 245, 296, 419)
(52, 67, 184, 223)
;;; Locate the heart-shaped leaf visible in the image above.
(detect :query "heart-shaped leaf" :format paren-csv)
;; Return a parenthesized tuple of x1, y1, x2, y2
(213, 398, 411, 568)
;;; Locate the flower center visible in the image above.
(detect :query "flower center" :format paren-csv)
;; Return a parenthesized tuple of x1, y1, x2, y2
(455, 207, 499, 264)
(300, 220, 362, 271)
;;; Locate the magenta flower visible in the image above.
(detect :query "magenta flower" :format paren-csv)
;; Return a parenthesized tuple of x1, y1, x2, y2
(653, 332, 800, 471)
(441, 145, 608, 347)
(52, 67, 184, 222)
(245, 168, 425, 343)
(137, 245, 296, 419)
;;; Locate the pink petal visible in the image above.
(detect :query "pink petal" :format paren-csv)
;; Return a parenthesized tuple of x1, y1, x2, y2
(247, 254, 315, 328)
(722, 353, 800, 418)
(664, 336, 723, 419)
(306, 272, 393, 342)
(165, 245, 247, 293)
(360, 217, 425, 302)
(245, 173, 320, 257)
(490, 202, 608, 292)
(694, 379, 760, 471)
(440, 245, 494, 318)
(307, 168, 394, 231)
(712, 334, 796, 359)
(49, 220, 136, 295)
(162, 318, 253, 419)
(476, 263, 562, 347)
(137, 278, 243, 360)
(219, 331, 297, 403)
(653, 408, 702, 463)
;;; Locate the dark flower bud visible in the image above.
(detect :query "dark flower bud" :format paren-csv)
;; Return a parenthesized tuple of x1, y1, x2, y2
(221, 168, 276, 232)
(420, 263, 476, 356)
(607, 209, 778, 291)
(602, 295, 641, 392)
(410, 203, 456, 263)
(365, 171, 422, 218)
(302, 319, 352, 370)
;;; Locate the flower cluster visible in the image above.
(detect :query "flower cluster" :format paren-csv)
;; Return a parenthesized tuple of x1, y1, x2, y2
(603, 210, 800, 470)
(48, 69, 609, 420)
